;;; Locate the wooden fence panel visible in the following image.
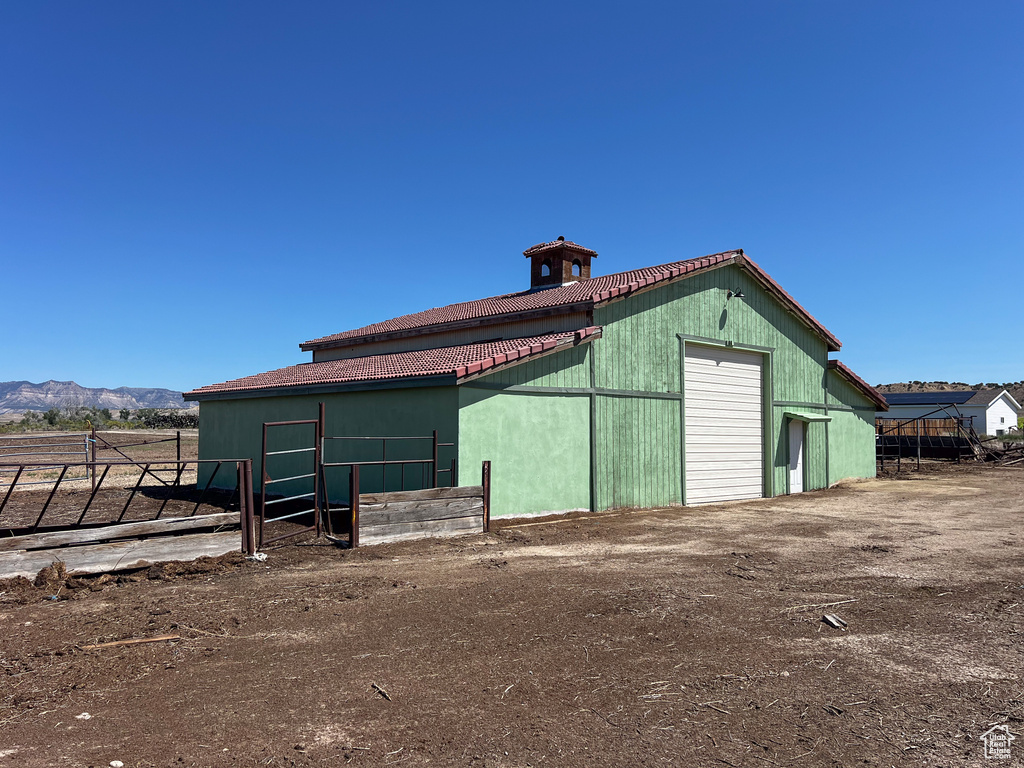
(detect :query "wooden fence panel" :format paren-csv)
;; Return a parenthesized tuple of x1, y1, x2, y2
(357, 489, 485, 546)
(876, 418, 966, 437)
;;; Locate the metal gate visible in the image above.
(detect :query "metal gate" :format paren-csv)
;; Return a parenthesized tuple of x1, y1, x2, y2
(255, 403, 464, 548)
(258, 411, 322, 548)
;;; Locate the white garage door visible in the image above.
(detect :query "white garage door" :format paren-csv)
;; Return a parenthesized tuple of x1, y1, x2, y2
(684, 345, 764, 504)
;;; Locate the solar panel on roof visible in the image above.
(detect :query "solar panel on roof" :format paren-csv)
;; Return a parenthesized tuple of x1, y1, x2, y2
(883, 391, 977, 405)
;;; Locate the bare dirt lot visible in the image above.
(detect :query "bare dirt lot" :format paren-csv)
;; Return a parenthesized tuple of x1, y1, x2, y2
(2, 464, 1023, 767)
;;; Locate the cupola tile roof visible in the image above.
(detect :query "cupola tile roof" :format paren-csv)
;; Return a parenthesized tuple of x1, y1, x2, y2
(522, 237, 598, 257)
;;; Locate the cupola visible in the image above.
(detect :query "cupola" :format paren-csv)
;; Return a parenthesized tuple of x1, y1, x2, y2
(523, 236, 598, 290)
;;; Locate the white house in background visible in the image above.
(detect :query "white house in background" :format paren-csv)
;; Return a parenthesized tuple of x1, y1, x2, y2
(877, 390, 1021, 436)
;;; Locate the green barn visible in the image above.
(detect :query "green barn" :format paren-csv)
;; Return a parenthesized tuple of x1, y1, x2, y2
(185, 239, 886, 516)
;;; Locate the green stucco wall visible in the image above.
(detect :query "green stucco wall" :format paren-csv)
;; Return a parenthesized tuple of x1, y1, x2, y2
(198, 386, 458, 499)
(458, 386, 590, 517)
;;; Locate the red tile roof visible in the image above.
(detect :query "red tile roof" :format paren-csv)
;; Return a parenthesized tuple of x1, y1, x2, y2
(828, 360, 888, 411)
(185, 328, 602, 399)
(302, 249, 840, 351)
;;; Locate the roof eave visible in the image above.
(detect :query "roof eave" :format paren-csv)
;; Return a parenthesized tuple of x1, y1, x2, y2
(184, 373, 458, 402)
(455, 326, 602, 384)
(585, 253, 842, 353)
(735, 256, 842, 352)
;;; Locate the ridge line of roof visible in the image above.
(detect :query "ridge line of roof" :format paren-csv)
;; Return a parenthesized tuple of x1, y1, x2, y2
(300, 250, 743, 349)
(298, 248, 843, 353)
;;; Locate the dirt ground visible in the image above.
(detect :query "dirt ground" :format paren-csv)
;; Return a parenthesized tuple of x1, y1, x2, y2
(2, 463, 1023, 767)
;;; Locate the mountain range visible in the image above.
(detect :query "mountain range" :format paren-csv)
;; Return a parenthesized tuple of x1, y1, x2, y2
(0, 380, 194, 414)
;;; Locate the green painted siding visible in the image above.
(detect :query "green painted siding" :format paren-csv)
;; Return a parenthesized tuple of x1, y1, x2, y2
(593, 264, 827, 404)
(594, 394, 681, 509)
(458, 387, 590, 517)
(198, 387, 458, 498)
(594, 263, 833, 504)
(827, 369, 869, 408)
(474, 343, 591, 388)
(456, 262, 875, 514)
(770, 406, 829, 493)
(826, 369, 878, 483)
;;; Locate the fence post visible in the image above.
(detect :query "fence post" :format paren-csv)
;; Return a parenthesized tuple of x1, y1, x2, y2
(956, 418, 962, 464)
(350, 465, 360, 548)
(90, 427, 97, 491)
(176, 431, 181, 464)
(259, 422, 268, 550)
(916, 419, 921, 470)
(432, 430, 439, 488)
(244, 459, 256, 554)
(315, 402, 324, 537)
(482, 460, 491, 533)
(238, 461, 250, 555)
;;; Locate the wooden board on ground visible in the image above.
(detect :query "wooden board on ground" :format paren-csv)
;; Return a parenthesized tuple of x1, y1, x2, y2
(0, 531, 240, 581)
(0, 512, 240, 553)
(357, 486, 483, 504)
(359, 498, 483, 526)
(359, 515, 483, 546)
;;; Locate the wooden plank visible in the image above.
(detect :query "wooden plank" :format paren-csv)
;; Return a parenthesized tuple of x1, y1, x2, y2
(0, 512, 240, 553)
(359, 515, 483, 546)
(359, 499, 483, 526)
(357, 486, 483, 504)
(0, 531, 241, 580)
(82, 635, 180, 650)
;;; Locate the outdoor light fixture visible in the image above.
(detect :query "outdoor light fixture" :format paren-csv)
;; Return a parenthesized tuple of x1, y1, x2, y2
(727, 289, 745, 300)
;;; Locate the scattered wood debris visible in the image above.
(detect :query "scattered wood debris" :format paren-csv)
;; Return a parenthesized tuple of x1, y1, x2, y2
(80, 635, 181, 651)
(822, 614, 848, 629)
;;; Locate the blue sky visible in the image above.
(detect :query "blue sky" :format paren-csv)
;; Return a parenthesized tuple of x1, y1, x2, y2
(2, 1, 1021, 393)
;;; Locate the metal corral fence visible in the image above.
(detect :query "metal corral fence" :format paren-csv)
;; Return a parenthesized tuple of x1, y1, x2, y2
(0, 433, 91, 485)
(0, 430, 187, 489)
(876, 409, 981, 470)
(0, 458, 255, 552)
(875, 417, 975, 437)
(256, 403, 457, 549)
(0, 457, 255, 580)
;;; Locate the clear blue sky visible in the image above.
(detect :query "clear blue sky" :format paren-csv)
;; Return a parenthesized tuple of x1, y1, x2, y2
(2, 1, 1021, 393)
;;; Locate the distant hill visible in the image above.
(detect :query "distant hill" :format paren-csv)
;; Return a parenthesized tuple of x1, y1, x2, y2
(0, 380, 195, 415)
(876, 380, 1024, 415)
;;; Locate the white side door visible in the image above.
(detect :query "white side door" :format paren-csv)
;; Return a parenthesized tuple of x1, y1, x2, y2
(788, 419, 804, 494)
